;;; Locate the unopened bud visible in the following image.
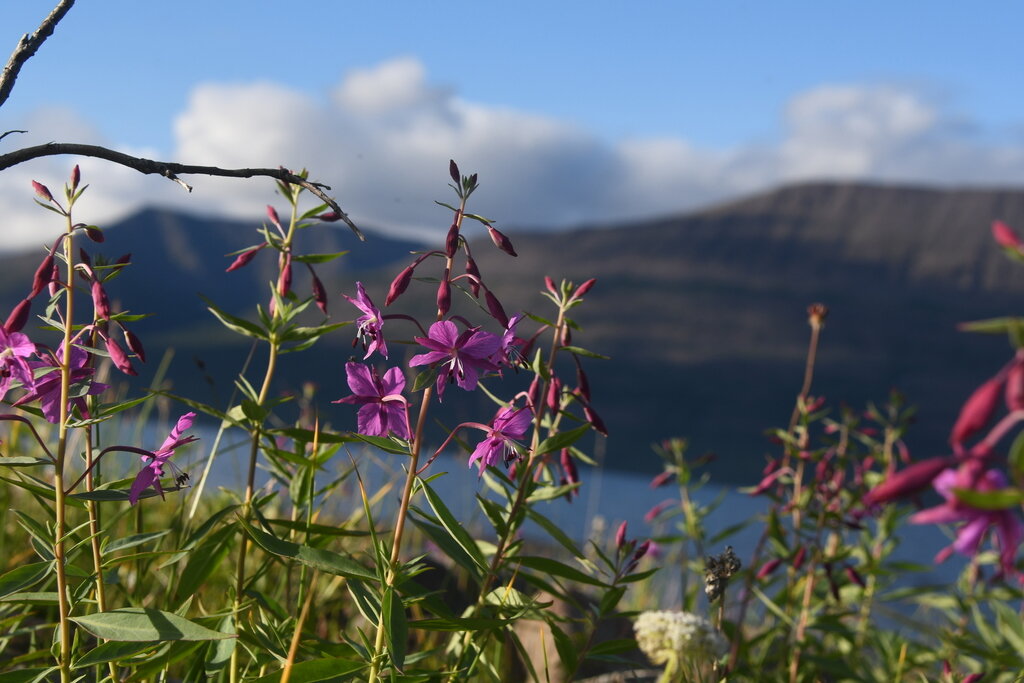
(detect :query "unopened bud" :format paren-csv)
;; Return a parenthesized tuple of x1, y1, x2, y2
(544, 276, 558, 296)
(950, 375, 1004, 448)
(574, 358, 590, 400)
(267, 205, 282, 230)
(317, 211, 342, 222)
(436, 270, 451, 317)
(32, 180, 54, 203)
(650, 471, 674, 489)
(1007, 359, 1024, 412)
(560, 448, 578, 486)
(70, 165, 81, 192)
(106, 337, 136, 376)
(30, 253, 55, 298)
(449, 159, 460, 183)
(386, 265, 415, 306)
(572, 278, 596, 299)
(485, 290, 508, 327)
(310, 269, 328, 314)
(546, 376, 561, 415)
(124, 328, 146, 362)
(993, 220, 1021, 249)
(844, 566, 865, 588)
(85, 226, 104, 243)
(487, 225, 517, 257)
(444, 222, 460, 258)
(584, 403, 608, 436)
(278, 256, 293, 297)
(615, 521, 628, 549)
(527, 375, 542, 411)
(792, 546, 807, 571)
(5, 299, 30, 333)
(465, 256, 481, 297)
(756, 557, 782, 580)
(91, 280, 110, 320)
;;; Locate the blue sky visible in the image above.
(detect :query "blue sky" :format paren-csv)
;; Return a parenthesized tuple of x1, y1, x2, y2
(0, 1, 1022, 249)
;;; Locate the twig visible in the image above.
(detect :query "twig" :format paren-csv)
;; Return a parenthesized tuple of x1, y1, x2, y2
(0, 142, 365, 240)
(0, 0, 76, 110)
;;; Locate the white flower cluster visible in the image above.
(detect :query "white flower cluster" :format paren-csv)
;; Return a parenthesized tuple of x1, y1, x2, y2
(633, 610, 728, 665)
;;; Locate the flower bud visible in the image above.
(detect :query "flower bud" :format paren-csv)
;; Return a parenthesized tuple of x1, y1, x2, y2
(546, 376, 562, 415)
(91, 280, 111, 320)
(560, 448, 578, 486)
(584, 403, 608, 436)
(47, 261, 60, 297)
(30, 253, 55, 298)
(386, 265, 415, 306)
(863, 456, 956, 505)
(5, 299, 30, 333)
(317, 211, 342, 222)
(644, 500, 672, 523)
(105, 336, 136, 376)
(444, 222, 460, 258)
(436, 275, 451, 317)
(527, 375, 542, 411)
(32, 180, 54, 203)
(70, 165, 81, 192)
(628, 540, 652, 571)
(310, 269, 328, 314)
(560, 325, 572, 346)
(993, 220, 1021, 249)
(844, 565, 865, 588)
(278, 256, 293, 297)
(544, 276, 558, 296)
(792, 546, 807, 571)
(124, 328, 146, 362)
(485, 290, 508, 327)
(756, 557, 782, 580)
(963, 674, 984, 683)
(615, 521, 628, 549)
(449, 159, 460, 183)
(85, 226, 104, 243)
(572, 278, 596, 299)
(487, 225, 517, 257)
(465, 256, 481, 297)
(649, 471, 674, 489)
(950, 375, 1004, 449)
(226, 244, 265, 272)
(266, 205, 282, 230)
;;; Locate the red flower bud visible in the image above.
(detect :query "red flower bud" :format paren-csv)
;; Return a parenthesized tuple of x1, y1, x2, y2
(950, 375, 1005, 448)
(560, 448, 578, 486)
(465, 256, 481, 297)
(993, 220, 1021, 249)
(644, 500, 673, 522)
(792, 546, 807, 571)
(649, 471, 674, 488)
(124, 328, 146, 362)
(30, 253, 55, 298)
(527, 375, 542, 411)
(963, 674, 984, 683)
(484, 290, 508, 327)
(226, 244, 265, 272)
(5, 299, 30, 333)
(756, 557, 782, 580)
(486, 225, 517, 257)
(317, 211, 342, 222)
(85, 226, 104, 243)
(444, 222, 459, 258)
(863, 456, 956, 505)
(572, 278, 597, 299)
(584, 403, 608, 436)
(628, 540, 652, 570)
(449, 159, 460, 183)
(91, 280, 110, 320)
(310, 269, 328, 314)
(32, 180, 54, 203)
(436, 276, 451, 317)
(615, 521, 628, 549)
(546, 376, 562, 415)
(278, 256, 293, 297)
(267, 205, 282, 230)
(844, 565, 865, 588)
(47, 261, 60, 297)
(70, 165, 81, 192)
(105, 336, 136, 376)
(544, 276, 558, 296)
(385, 265, 415, 307)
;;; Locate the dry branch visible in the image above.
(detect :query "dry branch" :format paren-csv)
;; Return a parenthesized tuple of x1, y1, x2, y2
(0, 0, 76, 110)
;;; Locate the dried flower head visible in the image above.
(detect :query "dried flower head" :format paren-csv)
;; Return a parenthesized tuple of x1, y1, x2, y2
(704, 546, 742, 602)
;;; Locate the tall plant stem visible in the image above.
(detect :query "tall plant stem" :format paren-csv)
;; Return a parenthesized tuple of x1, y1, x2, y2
(52, 211, 76, 683)
(83, 423, 118, 682)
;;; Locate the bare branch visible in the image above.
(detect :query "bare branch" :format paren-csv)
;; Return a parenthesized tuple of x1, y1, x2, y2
(0, 142, 365, 240)
(0, 0, 76, 110)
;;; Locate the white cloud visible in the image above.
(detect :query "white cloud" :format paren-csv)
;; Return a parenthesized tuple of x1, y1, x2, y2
(2, 61, 1024, 252)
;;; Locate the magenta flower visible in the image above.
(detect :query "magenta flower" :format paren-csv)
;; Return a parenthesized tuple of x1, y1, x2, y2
(408, 321, 500, 398)
(333, 362, 410, 439)
(0, 326, 36, 400)
(910, 463, 1023, 579)
(492, 313, 525, 367)
(344, 282, 387, 360)
(15, 347, 107, 422)
(467, 406, 531, 470)
(129, 412, 199, 505)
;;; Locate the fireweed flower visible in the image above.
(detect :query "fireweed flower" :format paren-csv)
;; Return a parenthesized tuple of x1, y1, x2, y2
(409, 320, 500, 398)
(16, 347, 107, 423)
(343, 281, 387, 359)
(129, 412, 199, 505)
(910, 464, 1024, 578)
(492, 313, 525, 367)
(0, 326, 36, 400)
(333, 362, 410, 439)
(467, 406, 531, 470)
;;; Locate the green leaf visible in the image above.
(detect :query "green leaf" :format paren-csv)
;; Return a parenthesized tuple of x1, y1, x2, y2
(560, 345, 610, 360)
(353, 433, 410, 455)
(419, 478, 487, 570)
(252, 658, 365, 683)
(0, 561, 51, 598)
(70, 608, 236, 641)
(292, 251, 350, 264)
(175, 525, 234, 604)
(0, 668, 56, 683)
(202, 296, 268, 340)
(382, 587, 408, 670)
(281, 322, 349, 344)
(525, 508, 585, 559)
(958, 316, 1023, 335)
(0, 591, 59, 604)
(73, 640, 158, 668)
(0, 456, 50, 467)
(587, 638, 636, 657)
(952, 486, 1024, 509)
(526, 482, 580, 503)
(106, 530, 171, 553)
(407, 616, 511, 631)
(516, 556, 605, 587)
(411, 367, 436, 393)
(534, 424, 593, 457)
(1010, 430, 1024, 486)
(244, 524, 377, 582)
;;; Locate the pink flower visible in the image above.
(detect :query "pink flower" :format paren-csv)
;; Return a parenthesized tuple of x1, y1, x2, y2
(467, 406, 531, 470)
(129, 412, 198, 505)
(910, 464, 1023, 579)
(863, 455, 957, 506)
(992, 220, 1022, 249)
(344, 282, 387, 360)
(0, 326, 36, 399)
(15, 347, 107, 423)
(409, 321, 500, 398)
(332, 362, 409, 439)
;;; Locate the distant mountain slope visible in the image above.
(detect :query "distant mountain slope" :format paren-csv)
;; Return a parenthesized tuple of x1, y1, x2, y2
(1, 183, 1022, 483)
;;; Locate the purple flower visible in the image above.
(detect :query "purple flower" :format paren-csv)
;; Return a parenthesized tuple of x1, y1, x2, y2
(910, 463, 1023, 579)
(409, 321, 500, 398)
(467, 406, 531, 470)
(0, 326, 36, 400)
(343, 282, 387, 360)
(15, 347, 107, 423)
(129, 412, 199, 505)
(493, 313, 525, 367)
(333, 362, 410, 439)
